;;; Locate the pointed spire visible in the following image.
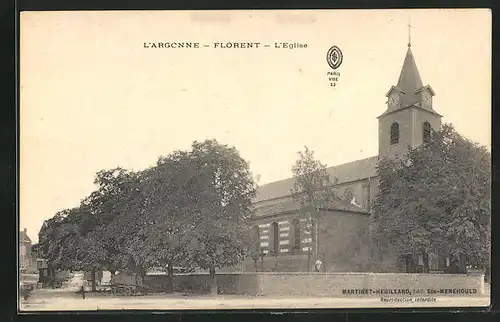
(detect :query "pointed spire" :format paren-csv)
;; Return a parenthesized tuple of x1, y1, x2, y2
(380, 24, 441, 119)
(397, 18, 422, 94)
(407, 17, 412, 47)
(396, 46, 423, 94)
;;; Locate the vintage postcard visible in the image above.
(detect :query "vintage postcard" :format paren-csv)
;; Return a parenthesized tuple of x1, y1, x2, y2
(19, 9, 491, 311)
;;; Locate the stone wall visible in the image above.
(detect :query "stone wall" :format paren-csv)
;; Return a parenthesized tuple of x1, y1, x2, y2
(254, 272, 484, 297)
(144, 273, 259, 295)
(143, 272, 484, 297)
(333, 178, 376, 211)
(238, 254, 310, 272)
(240, 210, 372, 273)
(318, 210, 371, 272)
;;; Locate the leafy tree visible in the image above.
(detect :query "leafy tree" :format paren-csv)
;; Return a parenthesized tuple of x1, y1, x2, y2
(79, 168, 146, 278)
(39, 168, 146, 291)
(126, 151, 202, 292)
(184, 216, 252, 293)
(185, 140, 256, 294)
(38, 210, 69, 263)
(38, 208, 97, 287)
(125, 140, 256, 294)
(249, 226, 262, 271)
(371, 124, 491, 273)
(39, 139, 256, 295)
(291, 146, 336, 265)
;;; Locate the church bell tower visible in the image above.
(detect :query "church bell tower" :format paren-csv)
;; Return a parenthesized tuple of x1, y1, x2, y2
(378, 35, 442, 158)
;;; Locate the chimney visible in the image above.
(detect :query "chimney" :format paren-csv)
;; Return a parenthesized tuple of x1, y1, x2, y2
(24, 228, 27, 234)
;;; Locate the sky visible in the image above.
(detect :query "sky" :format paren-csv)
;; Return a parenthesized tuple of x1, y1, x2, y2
(20, 9, 491, 242)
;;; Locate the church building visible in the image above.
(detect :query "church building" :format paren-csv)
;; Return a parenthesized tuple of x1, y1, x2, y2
(245, 41, 443, 273)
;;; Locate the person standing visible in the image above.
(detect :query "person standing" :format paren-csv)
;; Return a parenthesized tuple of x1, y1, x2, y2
(80, 280, 86, 299)
(314, 258, 324, 272)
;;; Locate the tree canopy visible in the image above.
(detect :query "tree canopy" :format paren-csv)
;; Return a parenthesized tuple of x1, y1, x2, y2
(371, 124, 491, 272)
(291, 146, 337, 261)
(38, 139, 256, 292)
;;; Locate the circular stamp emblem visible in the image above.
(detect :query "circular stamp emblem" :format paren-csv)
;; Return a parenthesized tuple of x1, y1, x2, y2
(326, 46, 343, 70)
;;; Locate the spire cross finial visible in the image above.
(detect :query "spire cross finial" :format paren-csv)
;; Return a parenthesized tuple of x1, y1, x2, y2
(408, 18, 412, 47)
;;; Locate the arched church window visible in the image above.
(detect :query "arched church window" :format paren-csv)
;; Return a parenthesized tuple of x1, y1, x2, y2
(423, 122, 431, 143)
(270, 222, 279, 253)
(291, 219, 301, 250)
(390, 122, 399, 145)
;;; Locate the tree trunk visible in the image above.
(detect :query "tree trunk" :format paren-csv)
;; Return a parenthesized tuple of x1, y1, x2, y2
(311, 220, 318, 260)
(423, 252, 430, 273)
(459, 253, 467, 274)
(307, 247, 311, 272)
(139, 266, 146, 278)
(209, 267, 217, 295)
(130, 260, 146, 279)
(91, 268, 96, 292)
(166, 264, 174, 294)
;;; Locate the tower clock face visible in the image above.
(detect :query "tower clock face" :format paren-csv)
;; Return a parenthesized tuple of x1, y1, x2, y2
(423, 92, 432, 106)
(388, 93, 400, 108)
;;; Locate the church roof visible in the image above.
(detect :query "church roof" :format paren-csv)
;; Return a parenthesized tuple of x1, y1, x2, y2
(254, 156, 378, 203)
(396, 46, 423, 93)
(254, 197, 369, 218)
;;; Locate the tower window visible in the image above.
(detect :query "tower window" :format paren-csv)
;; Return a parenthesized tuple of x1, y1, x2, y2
(423, 122, 431, 143)
(270, 222, 279, 253)
(390, 122, 399, 145)
(291, 219, 301, 250)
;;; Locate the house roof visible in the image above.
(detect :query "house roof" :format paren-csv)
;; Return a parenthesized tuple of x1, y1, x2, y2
(254, 196, 369, 218)
(254, 156, 378, 203)
(20, 230, 32, 244)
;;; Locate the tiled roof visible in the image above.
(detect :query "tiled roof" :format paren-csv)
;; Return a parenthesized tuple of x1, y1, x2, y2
(254, 198, 299, 216)
(254, 197, 368, 218)
(254, 156, 378, 203)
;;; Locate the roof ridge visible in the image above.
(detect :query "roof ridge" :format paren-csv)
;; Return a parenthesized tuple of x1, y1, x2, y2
(257, 155, 378, 189)
(254, 156, 379, 203)
(254, 196, 370, 217)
